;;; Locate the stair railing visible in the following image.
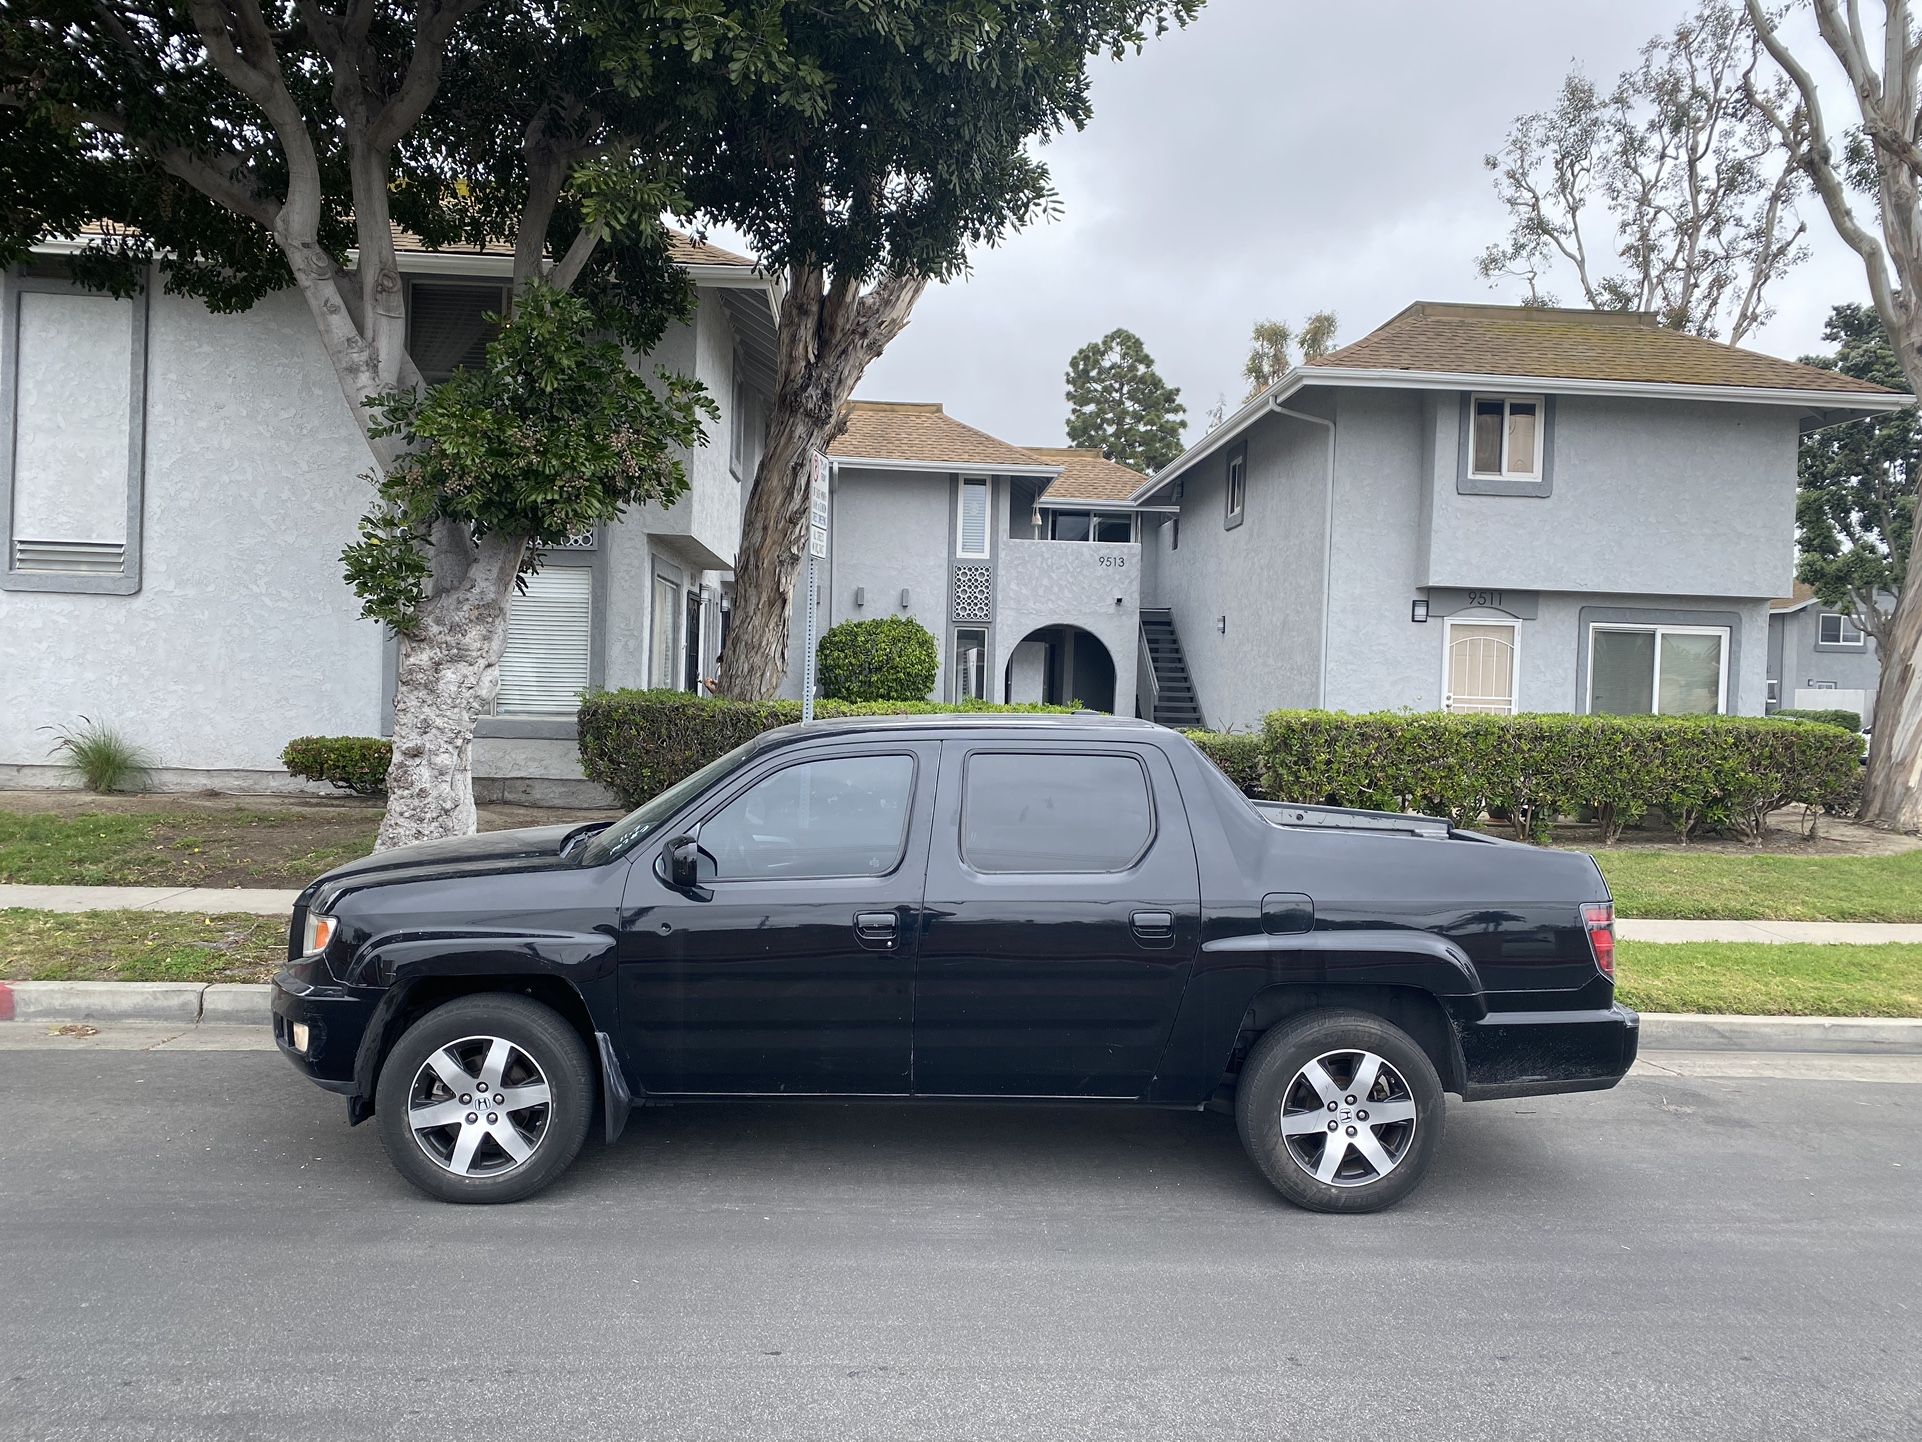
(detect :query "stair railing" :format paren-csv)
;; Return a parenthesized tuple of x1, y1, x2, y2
(1138, 620, 1161, 722)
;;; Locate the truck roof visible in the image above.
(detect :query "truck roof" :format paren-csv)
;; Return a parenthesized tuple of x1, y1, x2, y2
(764, 713, 1171, 742)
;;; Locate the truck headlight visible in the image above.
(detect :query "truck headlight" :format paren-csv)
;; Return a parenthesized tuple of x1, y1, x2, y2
(302, 912, 338, 956)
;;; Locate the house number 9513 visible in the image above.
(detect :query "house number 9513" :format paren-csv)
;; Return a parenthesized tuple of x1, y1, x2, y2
(1098, 555, 1127, 568)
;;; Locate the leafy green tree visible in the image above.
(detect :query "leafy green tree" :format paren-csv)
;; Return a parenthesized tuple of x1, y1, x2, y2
(583, 0, 1201, 701)
(1244, 311, 1338, 398)
(1796, 303, 1915, 645)
(0, 0, 705, 846)
(1065, 328, 1188, 474)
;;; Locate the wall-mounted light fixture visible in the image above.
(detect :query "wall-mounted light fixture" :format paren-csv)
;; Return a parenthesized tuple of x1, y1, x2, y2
(1410, 598, 1430, 623)
(1114, 596, 1125, 607)
(854, 586, 866, 608)
(1217, 615, 1227, 635)
(900, 588, 911, 609)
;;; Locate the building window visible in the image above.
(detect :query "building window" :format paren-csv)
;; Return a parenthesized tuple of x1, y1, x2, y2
(1469, 395, 1544, 480)
(1818, 612, 1866, 647)
(1225, 443, 1247, 528)
(407, 282, 508, 384)
(650, 573, 681, 689)
(1170, 517, 1180, 551)
(1046, 511, 1133, 542)
(957, 476, 990, 559)
(495, 565, 592, 715)
(2, 276, 147, 595)
(1588, 624, 1728, 715)
(953, 627, 988, 702)
(1443, 620, 1518, 714)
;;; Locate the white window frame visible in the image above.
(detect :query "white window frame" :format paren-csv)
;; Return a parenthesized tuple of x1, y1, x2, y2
(1585, 623, 1730, 716)
(952, 626, 988, 703)
(1045, 509, 1135, 543)
(957, 475, 991, 560)
(1817, 612, 1866, 647)
(1467, 394, 1545, 481)
(1440, 617, 1520, 715)
(1225, 444, 1247, 527)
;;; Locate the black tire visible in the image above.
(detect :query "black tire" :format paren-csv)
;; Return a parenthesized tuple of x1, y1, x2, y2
(1234, 1008, 1445, 1214)
(374, 993, 594, 1204)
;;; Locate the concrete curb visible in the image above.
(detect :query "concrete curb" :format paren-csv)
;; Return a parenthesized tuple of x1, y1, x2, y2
(1638, 1012, 1922, 1054)
(0, 981, 271, 1025)
(1, 982, 1918, 1054)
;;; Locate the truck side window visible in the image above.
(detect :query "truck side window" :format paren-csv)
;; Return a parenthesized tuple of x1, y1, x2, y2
(961, 752, 1153, 873)
(700, 754, 914, 880)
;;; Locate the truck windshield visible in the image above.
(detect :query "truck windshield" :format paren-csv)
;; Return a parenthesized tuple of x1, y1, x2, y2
(577, 741, 767, 865)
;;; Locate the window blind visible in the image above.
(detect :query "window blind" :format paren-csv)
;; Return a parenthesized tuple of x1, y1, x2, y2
(496, 567, 592, 715)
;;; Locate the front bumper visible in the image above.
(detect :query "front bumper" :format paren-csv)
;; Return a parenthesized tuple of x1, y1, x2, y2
(1457, 1003, 1639, 1101)
(271, 962, 381, 1097)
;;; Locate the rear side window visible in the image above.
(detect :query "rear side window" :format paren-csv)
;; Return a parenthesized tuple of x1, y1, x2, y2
(961, 752, 1153, 873)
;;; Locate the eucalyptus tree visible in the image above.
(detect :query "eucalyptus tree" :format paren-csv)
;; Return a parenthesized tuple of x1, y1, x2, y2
(1, 0, 710, 846)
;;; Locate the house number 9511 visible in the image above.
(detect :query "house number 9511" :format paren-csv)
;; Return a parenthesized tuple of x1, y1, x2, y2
(1465, 589, 1503, 608)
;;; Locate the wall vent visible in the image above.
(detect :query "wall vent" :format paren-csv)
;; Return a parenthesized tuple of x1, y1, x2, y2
(11, 538, 126, 574)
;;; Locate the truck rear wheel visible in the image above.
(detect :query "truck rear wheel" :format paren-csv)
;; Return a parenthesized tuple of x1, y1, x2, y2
(374, 993, 594, 1205)
(1235, 1008, 1445, 1213)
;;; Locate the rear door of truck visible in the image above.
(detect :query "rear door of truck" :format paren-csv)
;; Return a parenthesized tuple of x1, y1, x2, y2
(911, 738, 1202, 1098)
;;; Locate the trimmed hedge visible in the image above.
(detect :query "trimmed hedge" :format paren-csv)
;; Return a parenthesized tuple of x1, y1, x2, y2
(816, 616, 939, 702)
(1184, 731, 1266, 798)
(1256, 711, 1861, 844)
(1773, 707, 1865, 733)
(282, 736, 391, 796)
(577, 689, 1074, 807)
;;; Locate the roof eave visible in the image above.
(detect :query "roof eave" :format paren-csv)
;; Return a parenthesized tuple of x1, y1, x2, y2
(831, 456, 1064, 478)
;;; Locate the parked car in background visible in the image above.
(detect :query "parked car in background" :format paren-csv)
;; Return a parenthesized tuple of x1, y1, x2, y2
(272, 716, 1637, 1212)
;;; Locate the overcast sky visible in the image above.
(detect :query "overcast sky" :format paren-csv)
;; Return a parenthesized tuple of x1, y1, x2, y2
(716, 0, 1872, 452)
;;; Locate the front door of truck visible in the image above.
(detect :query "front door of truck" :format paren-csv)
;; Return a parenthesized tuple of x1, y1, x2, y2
(617, 741, 935, 1096)
(913, 740, 1202, 1097)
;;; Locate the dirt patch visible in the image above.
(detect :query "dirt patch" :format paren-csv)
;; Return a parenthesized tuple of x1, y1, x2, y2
(1536, 807, 1921, 859)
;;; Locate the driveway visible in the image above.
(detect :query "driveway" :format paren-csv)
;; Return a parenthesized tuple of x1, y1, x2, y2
(0, 1034, 1917, 1442)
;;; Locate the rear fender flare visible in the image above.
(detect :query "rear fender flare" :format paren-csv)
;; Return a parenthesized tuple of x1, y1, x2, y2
(1202, 929, 1486, 1012)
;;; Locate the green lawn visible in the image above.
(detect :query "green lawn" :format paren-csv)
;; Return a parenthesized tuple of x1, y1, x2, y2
(0, 910, 286, 983)
(1615, 941, 1922, 1017)
(1593, 848, 1922, 923)
(0, 809, 373, 888)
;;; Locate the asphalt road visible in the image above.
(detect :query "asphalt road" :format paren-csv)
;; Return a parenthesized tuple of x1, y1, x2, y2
(1, 1032, 1917, 1442)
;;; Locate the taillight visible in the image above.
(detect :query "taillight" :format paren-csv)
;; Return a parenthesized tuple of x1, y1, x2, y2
(1582, 901, 1615, 980)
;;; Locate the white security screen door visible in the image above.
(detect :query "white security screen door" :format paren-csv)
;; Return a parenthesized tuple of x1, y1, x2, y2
(1444, 621, 1518, 713)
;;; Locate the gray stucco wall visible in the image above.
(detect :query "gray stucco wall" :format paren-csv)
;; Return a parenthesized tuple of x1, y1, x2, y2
(1, 282, 385, 774)
(1769, 604, 1883, 717)
(1422, 392, 1800, 596)
(994, 537, 1138, 714)
(1154, 399, 1332, 729)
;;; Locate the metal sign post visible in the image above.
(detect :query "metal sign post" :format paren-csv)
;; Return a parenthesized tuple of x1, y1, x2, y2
(801, 452, 830, 721)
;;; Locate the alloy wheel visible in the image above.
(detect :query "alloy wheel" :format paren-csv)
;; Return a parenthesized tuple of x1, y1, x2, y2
(1278, 1047, 1418, 1188)
(406, 1035, 553, 1178)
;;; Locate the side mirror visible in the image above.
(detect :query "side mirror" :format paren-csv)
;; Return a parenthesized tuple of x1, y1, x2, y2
(664, 835, 703, 890)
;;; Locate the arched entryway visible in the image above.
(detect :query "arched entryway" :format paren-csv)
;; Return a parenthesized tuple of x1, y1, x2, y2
(1004, 625, 1116, 713)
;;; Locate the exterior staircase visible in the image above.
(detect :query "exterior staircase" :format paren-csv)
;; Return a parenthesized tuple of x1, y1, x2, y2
(1138, 608, 1205, 730)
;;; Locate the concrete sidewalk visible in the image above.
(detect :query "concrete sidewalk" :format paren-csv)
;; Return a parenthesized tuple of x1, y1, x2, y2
(5, 883, 1922, 945)
(0, 884, 298, 915)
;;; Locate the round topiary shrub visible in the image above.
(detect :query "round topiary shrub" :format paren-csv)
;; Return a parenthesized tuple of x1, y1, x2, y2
(816, 616, 939, 703)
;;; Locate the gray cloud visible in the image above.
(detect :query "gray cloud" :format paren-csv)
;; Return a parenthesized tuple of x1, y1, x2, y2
(814, 0, 1874, 450)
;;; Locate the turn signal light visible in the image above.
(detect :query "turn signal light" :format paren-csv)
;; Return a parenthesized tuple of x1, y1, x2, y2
(1581, 901, 1616, 980)
(302, 913, 337, 956)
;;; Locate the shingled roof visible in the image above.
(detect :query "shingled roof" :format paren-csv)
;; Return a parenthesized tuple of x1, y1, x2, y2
(1025, 447, 1148, 504)
(830, 402, 1057, 471)
(1306, 301, 1900, 397)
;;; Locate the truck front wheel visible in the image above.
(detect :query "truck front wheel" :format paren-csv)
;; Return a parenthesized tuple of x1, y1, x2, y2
(1235, 1008, 1445, 1213)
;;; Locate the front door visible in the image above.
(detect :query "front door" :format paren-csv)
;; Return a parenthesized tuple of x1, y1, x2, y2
(617, 743, 934, 1095)
(913, 741, 1201, 1097)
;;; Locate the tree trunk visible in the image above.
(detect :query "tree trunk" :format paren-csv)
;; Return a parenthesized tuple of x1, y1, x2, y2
(1861, 536, 1922, 831)
(377, 530, 524, 850)
(717, 267, 927, 701)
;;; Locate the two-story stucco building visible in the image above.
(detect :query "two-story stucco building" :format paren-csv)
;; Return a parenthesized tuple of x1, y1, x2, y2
(1768, 581, 1886, 723)
(781, 402, 1155, 719)
(1, 233, 779, 801)
(1126, 302, 1907, 729)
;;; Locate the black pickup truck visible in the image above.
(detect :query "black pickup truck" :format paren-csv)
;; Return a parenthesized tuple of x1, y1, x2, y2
(273, 715, 1636, 1212)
